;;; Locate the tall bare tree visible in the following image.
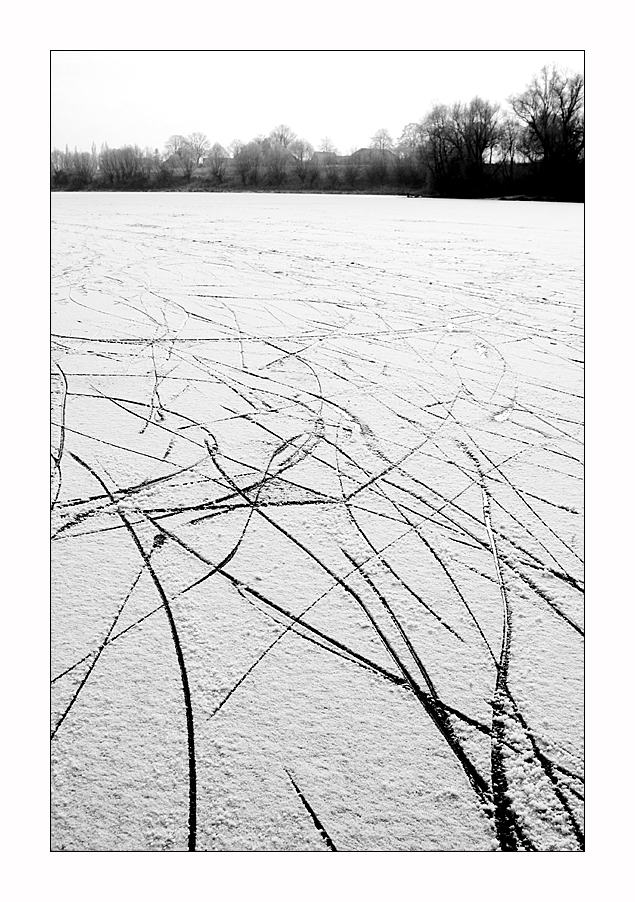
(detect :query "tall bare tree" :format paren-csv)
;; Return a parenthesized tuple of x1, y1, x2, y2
(234, 141, 263, 186)
(50, 148, 69, 186)
(72, 149, 98, 183)
(172, 145, 197, 181)
(269, 124, 296, 148)
(371, 128, 394, 152)
(206, 143, 228, 184)
(266, 141, 289, 186)
(289, 139, 314, 184)
(421, 104, 462, 190)
(509, 65, 584, 167)
(394, 123, 428, 187)
(187, 132, 211, 166)
(450, 97, 501, 180)
(397, 123, 425, 159)
(342, 148, 361, 188)
(98, 145, 146, 186)
(319, 137, 338, 154)
(496, 115, 523, 184)
(164, 135, 187, 158)
(306, 156, 320, 188)
(163, 134, 200, 181)
(228, 138, 245, 158)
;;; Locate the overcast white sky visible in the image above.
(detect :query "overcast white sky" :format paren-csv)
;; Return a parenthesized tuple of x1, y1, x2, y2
(52, 50, 584, 155)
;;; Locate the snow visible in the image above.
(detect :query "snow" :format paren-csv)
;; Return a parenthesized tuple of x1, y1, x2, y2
(51, 192, 583, 851)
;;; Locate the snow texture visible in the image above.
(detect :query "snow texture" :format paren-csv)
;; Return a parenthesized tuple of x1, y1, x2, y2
(51, 193, 583, 851)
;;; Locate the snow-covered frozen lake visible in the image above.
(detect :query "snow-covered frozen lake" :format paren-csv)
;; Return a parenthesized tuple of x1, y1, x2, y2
(51, 193, 583, 851)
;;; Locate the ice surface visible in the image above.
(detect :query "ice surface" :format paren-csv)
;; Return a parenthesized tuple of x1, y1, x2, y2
(51, 193, 583, 851)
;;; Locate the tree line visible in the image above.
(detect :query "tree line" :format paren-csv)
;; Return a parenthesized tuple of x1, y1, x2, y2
(51, 66, 584, 201)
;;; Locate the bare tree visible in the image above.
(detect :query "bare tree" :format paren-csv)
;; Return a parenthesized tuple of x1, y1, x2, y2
(397, 123, 424, 158)
(228, 138, 245, 158)
(166, 144, 197, 181)
(50, 148, 69, 186)
(98, 145, 146, 186)
(181, 146, 199, 181)
(269, 124, 296, 148)
(371, 128, 394, 152)
(233, 145, 250, 186)
(319, 137, 338, 154)
(116, 146, 144, 184)
(394, 123, 428, 187)
(265, 141, 288, 186)
(164, 135, 188, 158)
(316, 137, 338, 187)
(98, 143, 116, 186)
(323, 159, 340, 189)
(496, 115, 523, 183)
(450, 97, 501, 181)
(367, 150, 391, 187)
(71, 149, 98, 184)
(367, 129, 395, 186)
(162, 133, 200, 181)
(51, 146, 98, 188)
(342, 149, 361, 188)
(139, 147, 159, 181)
(289, 139, 314, 184)
(234, 141, 263, 186)
(187, 132, 211, 166)
(207, 143, 228, 184)
(509, 65, 584, 167)
(306, 156, 320, 188)
(421, 104, 461, 191)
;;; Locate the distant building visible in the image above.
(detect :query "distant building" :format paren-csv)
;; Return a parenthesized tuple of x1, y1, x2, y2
(349, 147, 396, 165)
(312, 151, 339, 166)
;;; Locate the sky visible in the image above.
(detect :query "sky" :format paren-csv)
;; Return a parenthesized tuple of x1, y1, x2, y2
(52, 50, 584, 155)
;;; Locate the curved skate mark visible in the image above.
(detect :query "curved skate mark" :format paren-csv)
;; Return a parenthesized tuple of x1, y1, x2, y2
(331, 423, 465, 640)
(459, 443, 516, 850)
(473, 440, 583, 567)
(211, 454, 493, 807)
(340, 548, 441, 699)
(459, 447, 577, 850)
(67, 452, 198, 852)
(347, 506, 466, 642)
(220, 565, 491, 736)
(378, 501, 498, 663)
(50, 361, 68, 509)
(56, 488, 372, 694)
(377, 466, 583, 636)
(140, 344, 170, 433)
(340, 549, 493, 805)
(117, 476, 415, 699)
(140, 519, 410, 689)
(53, 206, 582, 851)
(504, 691, 584, 849)
(431, 449, 585, 588)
